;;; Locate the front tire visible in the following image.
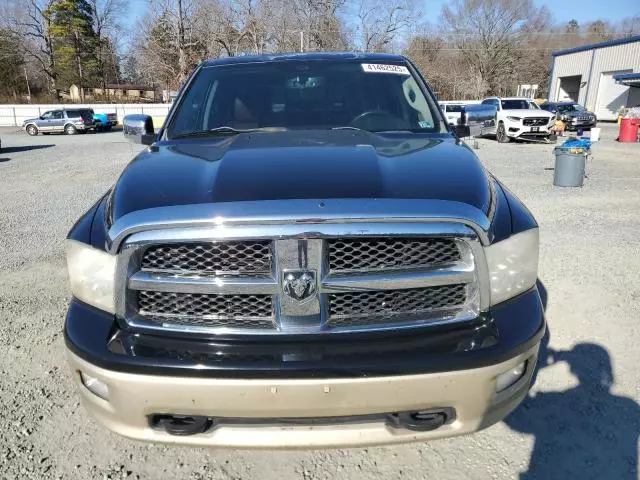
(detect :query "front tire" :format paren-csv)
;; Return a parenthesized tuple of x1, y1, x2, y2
(497, 122, 510, 143)
(26, 124, 38, 136)
(65, 124, 77, 135)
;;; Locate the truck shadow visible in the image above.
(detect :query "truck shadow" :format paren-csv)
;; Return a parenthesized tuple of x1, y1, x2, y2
(0, 144, 55, 154)
(0, 144, 55, 162)
(503, 280, 639, 479)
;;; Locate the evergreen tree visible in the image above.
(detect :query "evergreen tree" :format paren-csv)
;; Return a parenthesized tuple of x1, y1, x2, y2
(47, 0, 100, 96)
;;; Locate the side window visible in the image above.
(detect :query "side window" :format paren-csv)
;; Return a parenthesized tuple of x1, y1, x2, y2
(481, 99, 490, 105)
(492, 99, 500, 109)
(402, 75, 434, 128)
(53, 111, 64, 119)
(42, 111, 52, 119)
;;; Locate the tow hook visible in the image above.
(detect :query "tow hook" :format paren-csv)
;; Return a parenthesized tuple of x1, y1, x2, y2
(151, 414, 211, 436)
(386, 408, 455, 432)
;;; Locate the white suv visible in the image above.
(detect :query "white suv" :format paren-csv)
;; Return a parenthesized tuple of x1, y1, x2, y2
(481, 97, 555, 143)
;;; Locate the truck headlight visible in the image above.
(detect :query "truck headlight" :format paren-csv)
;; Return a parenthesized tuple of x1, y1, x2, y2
(506, 116, 521, 122)
(484, 229, 539, 306)
(66, 239, 116, 313)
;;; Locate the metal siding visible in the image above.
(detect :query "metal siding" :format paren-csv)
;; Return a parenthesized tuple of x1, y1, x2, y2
(550, 51, 591, 102)
(586, 41, 640, 110)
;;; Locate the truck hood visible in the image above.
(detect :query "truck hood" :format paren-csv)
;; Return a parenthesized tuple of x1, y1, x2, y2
(108, 130, 492, 224)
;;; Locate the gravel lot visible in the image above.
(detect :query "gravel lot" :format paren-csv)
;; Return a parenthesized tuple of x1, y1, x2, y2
(1, 125, 639, 479)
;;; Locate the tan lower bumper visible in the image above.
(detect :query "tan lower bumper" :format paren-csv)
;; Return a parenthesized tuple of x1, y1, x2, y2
(67, 344, 538, 448)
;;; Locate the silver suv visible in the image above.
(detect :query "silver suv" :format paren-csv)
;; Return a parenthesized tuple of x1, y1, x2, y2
(23, 108, 95, 136)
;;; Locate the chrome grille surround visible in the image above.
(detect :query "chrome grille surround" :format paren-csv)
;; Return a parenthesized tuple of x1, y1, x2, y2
(112, 202, 491, 336)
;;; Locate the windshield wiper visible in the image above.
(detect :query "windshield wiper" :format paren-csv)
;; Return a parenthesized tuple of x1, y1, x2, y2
(370, 129, 415, 133)
(331, 126, 368, 132)
(172, 126, 286, 139)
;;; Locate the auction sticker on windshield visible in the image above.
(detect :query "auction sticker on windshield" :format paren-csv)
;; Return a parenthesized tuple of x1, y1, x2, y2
(361, 64, 410, 75)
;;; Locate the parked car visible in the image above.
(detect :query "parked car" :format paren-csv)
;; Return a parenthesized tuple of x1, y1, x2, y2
(92, 110, 118, 131)
(439, 102, 465, 125)
(23, 108, 95, 136)
(480, 97, 555, 143)
(539, 102, 597, 131)
(64, 52, 544, 448)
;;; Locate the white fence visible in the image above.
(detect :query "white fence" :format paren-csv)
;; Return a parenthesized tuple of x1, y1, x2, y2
(0, 103, 171, 127)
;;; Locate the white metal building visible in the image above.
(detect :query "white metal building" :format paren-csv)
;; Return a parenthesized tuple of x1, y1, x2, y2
(549, 35, 640, 120)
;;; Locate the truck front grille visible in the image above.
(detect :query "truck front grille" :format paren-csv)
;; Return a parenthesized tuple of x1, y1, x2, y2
(328, 238, 460, 272)
(120, 224, 482, 335)
(141, 241, 272, 276)
(522, 117, 549, 126)
(328, 284, 468, 327)
(137, 291, 274, 329)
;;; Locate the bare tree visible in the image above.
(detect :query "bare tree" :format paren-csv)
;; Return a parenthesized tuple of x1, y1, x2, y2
(88, 0, 125, 92)
(3, 0, 58, 100)
(356, 0, 415, 52)
(441, 0, 544, 96)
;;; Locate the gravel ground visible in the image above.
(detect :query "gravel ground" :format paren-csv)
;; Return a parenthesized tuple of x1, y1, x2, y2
(0, 125, 639, 479)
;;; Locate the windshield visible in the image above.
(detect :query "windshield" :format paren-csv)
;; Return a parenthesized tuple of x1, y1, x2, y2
(167, 60, 445, 138)
(501, 99, 535, 110)
(557, 104, 586, 113)
(444, 104, 464, 113)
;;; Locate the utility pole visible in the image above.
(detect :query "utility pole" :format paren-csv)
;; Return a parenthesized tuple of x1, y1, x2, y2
(24, 66, 31, 103)
(300, 31, 304, 52)
(74, 30, 84, 101)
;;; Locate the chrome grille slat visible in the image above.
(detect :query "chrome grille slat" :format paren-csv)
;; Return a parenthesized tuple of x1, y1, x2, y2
(322, 268, 474, 292)
(328, 238, 460, 272)
(141, 241, 272, 276)
(129, 271, 278, 294)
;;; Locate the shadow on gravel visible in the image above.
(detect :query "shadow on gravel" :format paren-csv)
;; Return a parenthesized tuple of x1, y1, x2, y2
(504, 280, 639, 479)
(0, 144, 55, 154)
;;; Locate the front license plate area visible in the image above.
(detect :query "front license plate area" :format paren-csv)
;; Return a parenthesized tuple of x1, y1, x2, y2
(531, 127, 539, 132)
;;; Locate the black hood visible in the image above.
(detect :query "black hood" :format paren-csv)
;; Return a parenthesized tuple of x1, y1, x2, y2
(109, 130, 491, 223)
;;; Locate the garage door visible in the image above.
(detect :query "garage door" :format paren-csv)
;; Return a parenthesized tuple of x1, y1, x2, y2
(596, 70, 631, 120)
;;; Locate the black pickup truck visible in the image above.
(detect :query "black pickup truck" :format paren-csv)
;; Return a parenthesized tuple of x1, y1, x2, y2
(65, 52, 544, 448)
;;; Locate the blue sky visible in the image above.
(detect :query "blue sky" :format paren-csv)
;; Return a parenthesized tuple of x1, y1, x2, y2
(123, 0, 640, 33)
(423, 0, 639, 24)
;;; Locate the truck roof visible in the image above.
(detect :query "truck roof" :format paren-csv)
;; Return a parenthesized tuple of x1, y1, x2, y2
(202, 52, 407, 67)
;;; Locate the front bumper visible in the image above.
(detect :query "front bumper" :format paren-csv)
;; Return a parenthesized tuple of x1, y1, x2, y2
(67, 344, 537, 448)
(65, 288, 544, 448)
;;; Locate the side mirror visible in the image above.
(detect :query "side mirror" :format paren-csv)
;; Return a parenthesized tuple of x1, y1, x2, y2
(453, 125, 471, 138)
(123, 114, 155, 145)
(39, 116, 44, 120)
